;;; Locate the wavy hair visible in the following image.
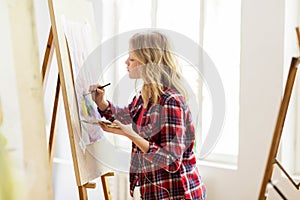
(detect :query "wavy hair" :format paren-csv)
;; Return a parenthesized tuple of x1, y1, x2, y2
(129, 31, 187, 106)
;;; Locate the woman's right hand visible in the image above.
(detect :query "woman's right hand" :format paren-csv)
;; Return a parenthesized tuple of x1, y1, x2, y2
(89, 84, 109, 111)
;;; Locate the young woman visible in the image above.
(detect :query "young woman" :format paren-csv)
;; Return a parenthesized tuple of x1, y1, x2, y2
(90, 31, 206, 200)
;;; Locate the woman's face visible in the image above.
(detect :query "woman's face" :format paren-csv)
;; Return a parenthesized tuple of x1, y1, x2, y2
(125, 51, 141, 79)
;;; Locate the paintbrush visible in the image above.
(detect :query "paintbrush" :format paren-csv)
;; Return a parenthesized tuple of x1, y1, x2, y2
(83, 83, 111, 97)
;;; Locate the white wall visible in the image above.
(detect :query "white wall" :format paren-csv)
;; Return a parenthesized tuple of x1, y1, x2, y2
(200, 0, 292, 199)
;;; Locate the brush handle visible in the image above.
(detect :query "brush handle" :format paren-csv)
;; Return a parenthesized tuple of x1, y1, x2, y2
(83, 83, 111, 96)
(98, 83, 111, 89)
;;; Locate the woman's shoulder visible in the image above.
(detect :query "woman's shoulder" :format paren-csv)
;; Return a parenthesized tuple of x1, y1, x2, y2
(160, 87, 186, 106)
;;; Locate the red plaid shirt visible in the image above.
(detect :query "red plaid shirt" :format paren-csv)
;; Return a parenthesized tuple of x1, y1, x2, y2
(99, 87, 206, 200)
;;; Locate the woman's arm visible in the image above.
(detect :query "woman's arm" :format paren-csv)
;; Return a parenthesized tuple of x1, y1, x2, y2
(97, 100, 109, 111)
(98, 100, 132, 124)
(90, 84, 133, 124)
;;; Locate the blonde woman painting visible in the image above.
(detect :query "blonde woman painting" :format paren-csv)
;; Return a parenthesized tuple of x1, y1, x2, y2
(90, 31, 206, 200)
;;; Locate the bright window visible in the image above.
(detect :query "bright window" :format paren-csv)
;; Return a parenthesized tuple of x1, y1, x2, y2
(202, 0, 241, 159)
(111, 0, 241, 163)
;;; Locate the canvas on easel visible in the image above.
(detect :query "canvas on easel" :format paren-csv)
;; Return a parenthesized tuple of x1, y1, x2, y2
(43, 0, 114, 199)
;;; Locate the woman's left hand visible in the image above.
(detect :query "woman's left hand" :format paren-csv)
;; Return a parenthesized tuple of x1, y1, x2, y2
(98, 120, 137, 139)
(98, 121, 127, 136)
(113, 120, 138, 139)
(114, 120, 150, 153)
(99, 120, 146, 151)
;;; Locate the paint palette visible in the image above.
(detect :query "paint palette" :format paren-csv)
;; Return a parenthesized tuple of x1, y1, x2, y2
(81, 119, 120, 129)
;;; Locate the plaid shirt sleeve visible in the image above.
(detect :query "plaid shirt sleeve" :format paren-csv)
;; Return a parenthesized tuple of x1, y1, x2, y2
(141, 96, 192, 173)
(98, 100, 132, 124)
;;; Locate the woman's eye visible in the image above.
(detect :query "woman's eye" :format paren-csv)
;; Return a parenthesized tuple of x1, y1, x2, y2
(130, 59, 135, 62)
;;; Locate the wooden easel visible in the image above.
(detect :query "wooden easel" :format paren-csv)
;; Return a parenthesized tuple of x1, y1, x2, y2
(259, 27, 300, 200)
(42, 2, 114, 199)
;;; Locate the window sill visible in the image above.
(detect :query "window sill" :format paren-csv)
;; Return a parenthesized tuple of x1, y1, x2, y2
(197, 153, 238, 170)
(198, 159, 238, 170)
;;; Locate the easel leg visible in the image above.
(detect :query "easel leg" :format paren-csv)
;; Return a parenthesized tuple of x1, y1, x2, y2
(42, 27, 54, 86)
(258, 27, 300, 200)
(259, 57, 299, 200)
(48, 75, 60, 170)
(41, 27, 60, 171)
(78, 185, 88, 200)
(77, 173, 114, 200)
(101, 172, 114, 200)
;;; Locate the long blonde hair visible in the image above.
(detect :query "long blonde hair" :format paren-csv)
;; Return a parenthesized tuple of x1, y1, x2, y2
(130, 31, 187, 106)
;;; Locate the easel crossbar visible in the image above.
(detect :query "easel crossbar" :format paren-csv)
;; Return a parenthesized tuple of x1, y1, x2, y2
(274, 159, 300, 190)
